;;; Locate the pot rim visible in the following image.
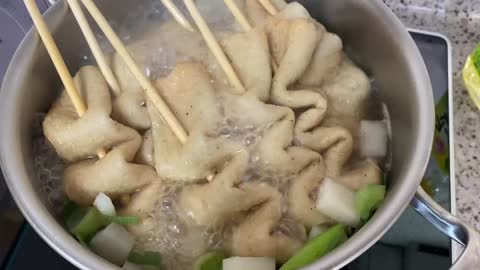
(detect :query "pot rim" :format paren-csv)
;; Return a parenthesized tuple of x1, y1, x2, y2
(304, 1, 434, 269)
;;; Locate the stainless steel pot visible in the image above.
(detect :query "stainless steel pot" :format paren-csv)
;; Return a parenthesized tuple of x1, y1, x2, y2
(0, 0, 477, 269)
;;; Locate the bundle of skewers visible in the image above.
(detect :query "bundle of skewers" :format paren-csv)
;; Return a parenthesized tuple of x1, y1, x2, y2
(24, 0, 281, 182)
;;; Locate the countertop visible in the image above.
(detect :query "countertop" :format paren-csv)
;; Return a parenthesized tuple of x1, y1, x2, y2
(384, 0, 480, 229)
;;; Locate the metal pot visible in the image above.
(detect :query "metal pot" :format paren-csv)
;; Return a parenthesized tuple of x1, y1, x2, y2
(0, 0, 477, 269)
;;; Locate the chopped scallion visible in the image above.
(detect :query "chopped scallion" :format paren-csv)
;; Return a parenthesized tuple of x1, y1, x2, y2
(104, 215, 139, 225)
(66, 207, 109, 243)
(64, 202, 140, 244)
(193, 251, 226, 270)
(62, 199, 78, 220)
(128, 251, 163, 269)
(280, 225, 347, 270)
(355, 184, 386, 220)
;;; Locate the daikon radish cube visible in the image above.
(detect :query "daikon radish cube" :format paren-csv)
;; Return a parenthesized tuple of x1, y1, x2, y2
(359, 120, 388, 159)
(315, 178, 360, 226)
(223, 257, 276, 270)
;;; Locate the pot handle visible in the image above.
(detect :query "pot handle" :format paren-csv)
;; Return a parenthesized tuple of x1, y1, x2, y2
(411, 187, 480, 269)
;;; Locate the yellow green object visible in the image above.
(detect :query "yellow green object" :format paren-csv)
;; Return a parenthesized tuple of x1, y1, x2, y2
(193, 251, 227, 270)
(128, 251, 163, 269)
(66, 207, 109, 244)
(65, 205, 139, 244)
(463, 47, 480, 110)
(279, 225, 347, 270)
(355, 185, 386, 220)
(104, 215, 139, 225)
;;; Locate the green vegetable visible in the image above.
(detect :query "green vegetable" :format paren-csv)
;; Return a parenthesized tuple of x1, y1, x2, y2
(350, 184, 386, 234)
(472, 44, 480, 74)
(355, 185, 386, 220)
(104, 215, 140, 225)
(66, 207, 109, 243)
(193, 251, 227, 270)
(463, 55, 480, 110)
(128, 251, 163, 269)
(62, 199, 78, 220)
(65, 205, 139, 243)
(280, 225, 347, 270)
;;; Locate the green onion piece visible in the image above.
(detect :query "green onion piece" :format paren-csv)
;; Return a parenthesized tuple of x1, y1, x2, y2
(77, 236, 89, 247)
(62, 199, 78, 220)
(355, 185, 386, 220)
(66, 207, 109, 243)
(193, 251, 226, 270)
(64, 201, 139, 245)
(104, 215, 140, 225)
(280, 225, 347, 270)
(128, 251, 163, 269)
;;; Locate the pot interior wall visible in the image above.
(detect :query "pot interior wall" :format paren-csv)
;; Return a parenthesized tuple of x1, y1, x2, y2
(303, 0, 425, 191)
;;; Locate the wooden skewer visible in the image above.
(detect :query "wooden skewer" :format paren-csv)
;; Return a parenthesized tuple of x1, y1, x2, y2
(67, 0, 121, 97)
(79, 0, 216, 181)
(223, 0, 278, 71)
(160, 0, 196, 32)
(224, 0, 252, 31)
(24, 0, 86, 115)
(24, 0, 107, 159)
(80, 0, 189, 144)
(258, 0, 278, 15)
(183, 0, 246, 94)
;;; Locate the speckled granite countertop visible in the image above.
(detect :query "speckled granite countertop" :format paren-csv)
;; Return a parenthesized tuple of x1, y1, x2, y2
(384, 0, 480, 228)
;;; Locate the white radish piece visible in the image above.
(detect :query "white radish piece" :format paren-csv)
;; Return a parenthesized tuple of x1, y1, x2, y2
(93, 192, 116, 216)
(359, 120, 388, 159)
(315, 178, 360, 226)
(122, 262, 143, 270)
(308, 225, 330, 240)
(223, 257, 276, 270)
(89, 223, 135, 266)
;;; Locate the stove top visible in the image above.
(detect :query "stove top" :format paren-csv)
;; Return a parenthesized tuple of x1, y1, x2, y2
(0, 2, 454, 269)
